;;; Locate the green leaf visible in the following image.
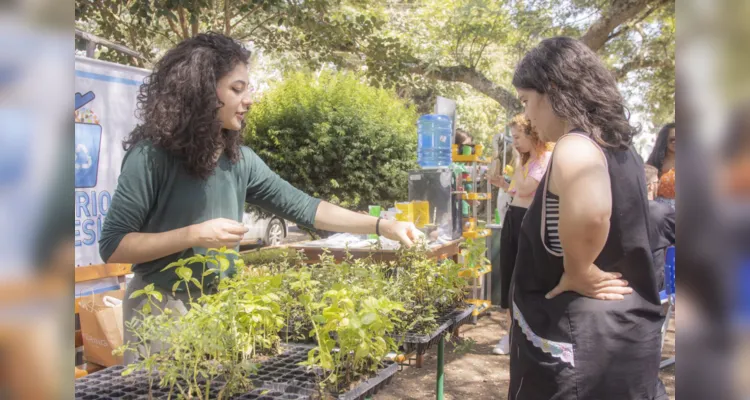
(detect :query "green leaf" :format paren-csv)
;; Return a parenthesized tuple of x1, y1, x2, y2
(175, 266, 193, 281)
(355, 343, 369, 359)
(129, 289, 145, 299)
(142, 302, 151, 315)
(191, 278, 202, 290)
(161, 260, 184, 271)
(218, 256, 230, 272)
(172, 281, 182, 293)
(151, 292, 163, 303)
(361, 312, 377, 325)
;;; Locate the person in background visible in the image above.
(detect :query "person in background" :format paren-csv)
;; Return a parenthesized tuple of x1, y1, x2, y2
(647, 123, 676, 210)
(455, 128, 473, 146)
(488, 114, 552, 355)
(99, 33, 422, 364)
(645, 164, 676, 289)
(509, 36, 667, 399)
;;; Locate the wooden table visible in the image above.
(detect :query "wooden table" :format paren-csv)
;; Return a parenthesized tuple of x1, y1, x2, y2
(289, 238, 463, 264)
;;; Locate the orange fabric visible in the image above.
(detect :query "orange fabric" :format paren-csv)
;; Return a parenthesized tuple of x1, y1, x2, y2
(75, 367, 88, 379)
(657, 168, 676, 199)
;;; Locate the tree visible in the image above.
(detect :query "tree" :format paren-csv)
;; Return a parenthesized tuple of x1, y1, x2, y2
(74, 0, 342, 67)
(245, 71, 418, 211)
(268, 0, 675, 128)
(76, 0, 674, 131)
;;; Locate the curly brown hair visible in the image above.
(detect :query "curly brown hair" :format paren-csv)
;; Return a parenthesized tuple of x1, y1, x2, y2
(124, 33, 251, 179)
(508, 114, 549, 166)
(512, 37, 638, 149)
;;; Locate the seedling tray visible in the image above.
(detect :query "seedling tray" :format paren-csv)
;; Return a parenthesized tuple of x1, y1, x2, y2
(450, 304, 476, 331)
(391, 310, 454, 356)
(250, 344, 399, 400)
(75, 344, 398, 400)
(74, 365, 165, 400)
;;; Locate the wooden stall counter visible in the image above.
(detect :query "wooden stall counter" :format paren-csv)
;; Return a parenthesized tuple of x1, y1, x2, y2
(288, 238, 463, 264)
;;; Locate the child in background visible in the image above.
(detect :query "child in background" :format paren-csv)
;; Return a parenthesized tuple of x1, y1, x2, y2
(488, 114, 552, 355)
(645, 164, 676, 289)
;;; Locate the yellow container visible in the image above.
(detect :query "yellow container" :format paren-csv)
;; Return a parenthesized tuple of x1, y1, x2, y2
(413, 201, 430, 228)
(395, 202, 415, 223)
(474, 144, 484, 157)
(463, 217, 476, 232)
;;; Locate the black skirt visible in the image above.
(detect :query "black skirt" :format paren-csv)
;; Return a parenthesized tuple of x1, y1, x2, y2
(499, 205, 527, 309)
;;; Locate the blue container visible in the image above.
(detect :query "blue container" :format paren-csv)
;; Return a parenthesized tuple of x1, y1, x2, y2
(417, 114, 453, 168)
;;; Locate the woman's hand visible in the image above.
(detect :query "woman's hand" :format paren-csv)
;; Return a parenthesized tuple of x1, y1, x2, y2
(379, 220, 425, 248)
(545, 264, 633, 300)
(490, 175, 509, 189)
(189, 218, 249, 249)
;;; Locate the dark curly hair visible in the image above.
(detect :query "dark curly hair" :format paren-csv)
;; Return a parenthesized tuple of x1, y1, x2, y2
(512, 36, 638, 149)
(124, 33, 251, 179)
(646, 122, 676, 176)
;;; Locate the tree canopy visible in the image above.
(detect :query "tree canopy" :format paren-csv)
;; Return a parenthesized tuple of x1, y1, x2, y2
(76, 0, 675, 132)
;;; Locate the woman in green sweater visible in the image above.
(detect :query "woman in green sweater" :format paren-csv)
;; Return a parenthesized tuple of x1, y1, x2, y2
(99, 33, 421, 363)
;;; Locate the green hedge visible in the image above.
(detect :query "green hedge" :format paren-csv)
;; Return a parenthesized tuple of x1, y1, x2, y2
(245, 71, 418, 211)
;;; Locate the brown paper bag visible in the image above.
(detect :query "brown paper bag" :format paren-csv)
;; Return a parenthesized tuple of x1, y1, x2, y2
(78, 289, 125, 366)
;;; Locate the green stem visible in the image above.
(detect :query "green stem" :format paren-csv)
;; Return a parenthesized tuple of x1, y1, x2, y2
(185, 281, 193, 302)
(175, 382, 188, 400)
(192, 356, 201, 400)
(200, 260, 207, 296)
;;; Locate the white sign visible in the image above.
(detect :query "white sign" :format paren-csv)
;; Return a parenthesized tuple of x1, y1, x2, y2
(74, 57, 150, 267)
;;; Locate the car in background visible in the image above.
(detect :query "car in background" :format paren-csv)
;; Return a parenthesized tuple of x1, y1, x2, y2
(240, 207, 288, 247)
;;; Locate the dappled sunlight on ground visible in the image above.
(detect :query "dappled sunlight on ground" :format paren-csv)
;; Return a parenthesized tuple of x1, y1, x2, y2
(378, 308, 676, 400)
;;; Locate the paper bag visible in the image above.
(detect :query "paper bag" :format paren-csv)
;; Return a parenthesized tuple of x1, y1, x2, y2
(78, 289, 125, 366)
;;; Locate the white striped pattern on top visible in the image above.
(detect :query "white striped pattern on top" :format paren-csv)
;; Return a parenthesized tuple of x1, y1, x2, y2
(545, 192, 563, 253)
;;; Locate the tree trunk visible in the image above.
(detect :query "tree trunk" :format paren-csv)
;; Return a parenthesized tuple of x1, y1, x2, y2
(224, 0, 232, 36)
(191, 0, 200, 37)
(580, 0, 659, 51)
(405, 0, 667, 111)
(407, 63, 522, 114)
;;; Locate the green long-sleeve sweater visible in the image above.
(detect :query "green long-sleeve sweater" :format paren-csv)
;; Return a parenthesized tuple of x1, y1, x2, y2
(99, 141, 321, 292)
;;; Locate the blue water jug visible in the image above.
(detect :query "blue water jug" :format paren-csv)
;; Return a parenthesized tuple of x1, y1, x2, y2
(417, 114, 453, 168)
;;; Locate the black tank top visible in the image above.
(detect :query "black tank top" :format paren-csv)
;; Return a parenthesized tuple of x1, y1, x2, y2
(510, 131, 665, 399)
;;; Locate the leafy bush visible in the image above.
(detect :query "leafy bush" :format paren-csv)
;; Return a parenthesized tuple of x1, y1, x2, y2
(245, 71, 418, 210)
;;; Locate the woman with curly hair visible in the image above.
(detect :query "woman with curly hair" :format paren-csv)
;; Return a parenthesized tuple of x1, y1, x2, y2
(489, 114, 552, 355)
(99, 33, 422, 364)
(646, 123, 677, 210)
(508, 37, 667, 399)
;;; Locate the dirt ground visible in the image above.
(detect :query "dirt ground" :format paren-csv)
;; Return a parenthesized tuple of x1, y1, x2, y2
(377, 308, 676, 400)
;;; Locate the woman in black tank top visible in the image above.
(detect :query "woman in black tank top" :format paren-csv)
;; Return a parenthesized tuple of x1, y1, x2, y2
(507, 37, 668, 399)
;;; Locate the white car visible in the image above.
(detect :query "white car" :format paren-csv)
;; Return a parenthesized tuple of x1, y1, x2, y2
(240, 210, 288, 247)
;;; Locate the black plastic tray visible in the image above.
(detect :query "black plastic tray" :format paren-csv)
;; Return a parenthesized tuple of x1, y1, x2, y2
(337, 361, 398, 400)
(251, 344, 399, 400)
(450, 304, 476, 331)
(74, 344, 398, 400)
(390, 309, 454, 356)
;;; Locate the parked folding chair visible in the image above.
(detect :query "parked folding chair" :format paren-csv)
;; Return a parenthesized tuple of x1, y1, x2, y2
(660, 246, 675, 369)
